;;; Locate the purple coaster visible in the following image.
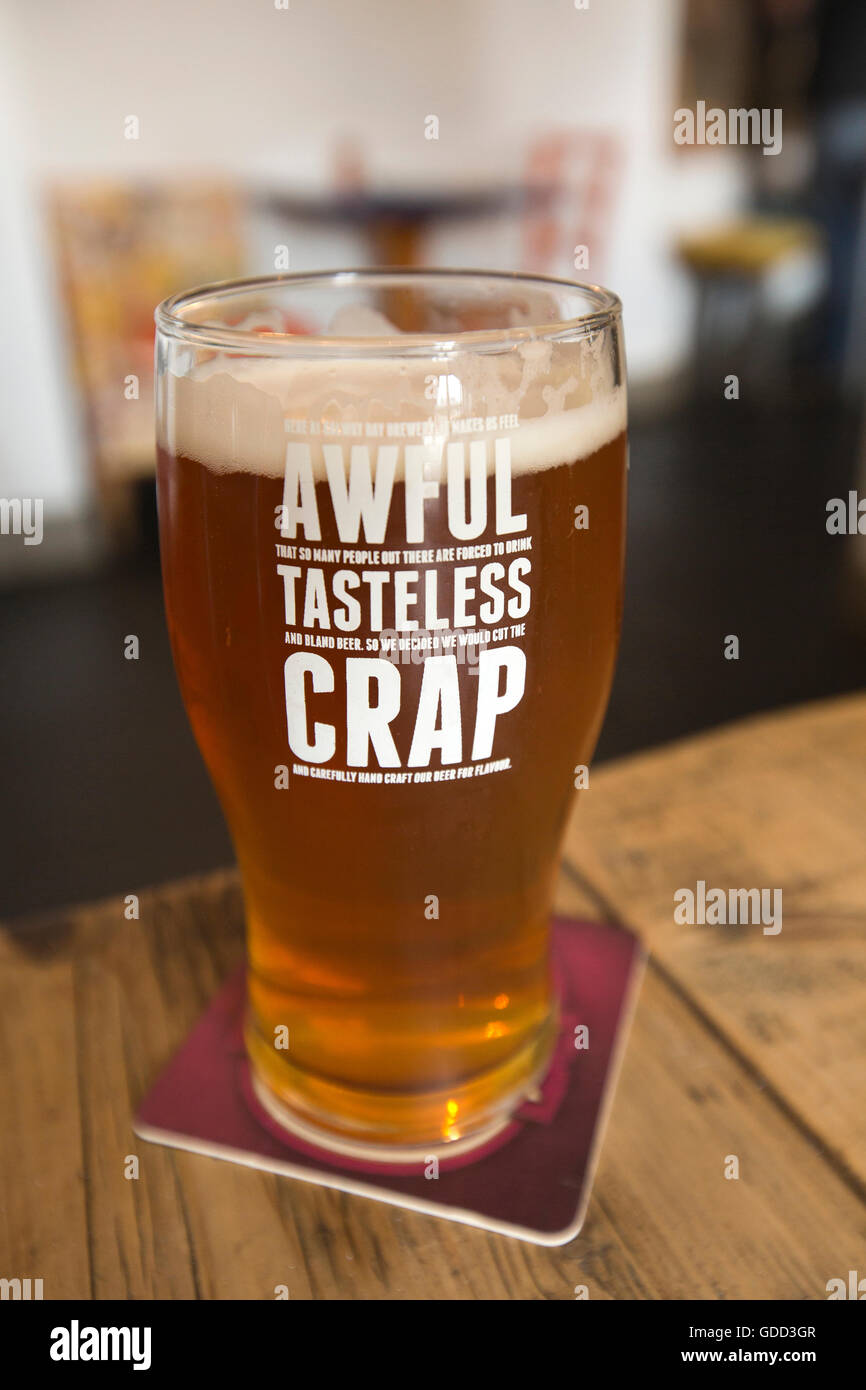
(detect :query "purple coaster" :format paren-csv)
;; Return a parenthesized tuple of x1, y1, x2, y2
(134, 918, 644, 1245)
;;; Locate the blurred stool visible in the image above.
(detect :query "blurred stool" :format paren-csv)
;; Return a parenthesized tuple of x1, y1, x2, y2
(678, 218, 825, 391)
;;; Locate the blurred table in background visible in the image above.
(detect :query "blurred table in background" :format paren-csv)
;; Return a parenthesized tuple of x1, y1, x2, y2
(256, 186, 543, 272)
(3, 693, 864, 1298)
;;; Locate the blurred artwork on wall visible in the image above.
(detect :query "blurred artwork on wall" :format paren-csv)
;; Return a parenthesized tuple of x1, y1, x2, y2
(49, 181, 243, 533)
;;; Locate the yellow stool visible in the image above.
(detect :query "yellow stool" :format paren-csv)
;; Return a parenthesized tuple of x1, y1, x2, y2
(678, 218, 825, 389)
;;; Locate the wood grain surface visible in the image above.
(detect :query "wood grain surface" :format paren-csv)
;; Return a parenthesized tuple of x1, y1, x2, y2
(2, 694, 865, 1299)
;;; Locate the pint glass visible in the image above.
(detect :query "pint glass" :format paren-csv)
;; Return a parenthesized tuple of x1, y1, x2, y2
(155, 271, 626, 1155)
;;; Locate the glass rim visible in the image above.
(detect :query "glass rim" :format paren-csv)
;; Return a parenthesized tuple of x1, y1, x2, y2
(154, 268, 622, 358)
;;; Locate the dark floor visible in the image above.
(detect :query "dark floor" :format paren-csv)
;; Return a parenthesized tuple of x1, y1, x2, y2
(3, 387, 865, 920)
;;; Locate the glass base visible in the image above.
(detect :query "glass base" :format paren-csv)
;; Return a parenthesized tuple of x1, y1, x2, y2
(244, 1007, 559, 1162)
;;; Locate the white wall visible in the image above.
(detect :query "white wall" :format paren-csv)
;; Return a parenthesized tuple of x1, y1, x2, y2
(1, 0, 746, 519)
(416, 0, 747, 377)
(0, 8, 90, 520)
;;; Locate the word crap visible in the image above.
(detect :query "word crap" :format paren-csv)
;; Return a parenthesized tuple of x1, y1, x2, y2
(285, 647, 525, 768)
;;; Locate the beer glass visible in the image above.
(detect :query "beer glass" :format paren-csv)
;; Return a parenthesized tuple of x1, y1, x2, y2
(155, 271, 626, 1156)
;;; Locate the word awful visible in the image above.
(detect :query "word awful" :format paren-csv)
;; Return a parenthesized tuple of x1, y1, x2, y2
(277, 436, 526, 545)
(674, 880, 782, 935)
(674, 101, 782, 157)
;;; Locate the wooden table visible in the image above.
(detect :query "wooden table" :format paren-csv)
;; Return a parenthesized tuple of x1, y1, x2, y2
(3, 694, 865, 1299)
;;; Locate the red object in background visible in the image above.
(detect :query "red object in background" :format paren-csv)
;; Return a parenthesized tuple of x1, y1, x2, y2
(523, 130, 623, 279)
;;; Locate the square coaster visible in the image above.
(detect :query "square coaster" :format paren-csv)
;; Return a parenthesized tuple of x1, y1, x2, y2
(134, 918, 644, 1246)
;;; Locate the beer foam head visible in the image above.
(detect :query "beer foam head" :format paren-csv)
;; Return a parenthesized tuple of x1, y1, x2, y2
(159, 318, 625, 477)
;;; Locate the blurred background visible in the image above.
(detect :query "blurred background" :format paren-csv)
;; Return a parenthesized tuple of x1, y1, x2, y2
(2, 0, 865, 918)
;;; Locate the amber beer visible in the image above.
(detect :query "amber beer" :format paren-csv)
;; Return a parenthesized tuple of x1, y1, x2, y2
(156, 272, 626, 1153)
